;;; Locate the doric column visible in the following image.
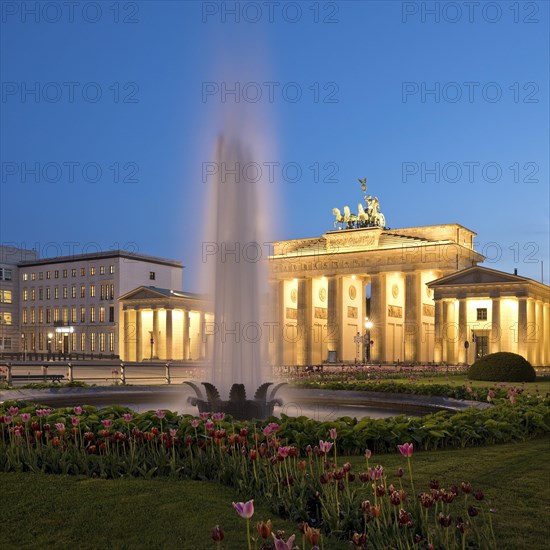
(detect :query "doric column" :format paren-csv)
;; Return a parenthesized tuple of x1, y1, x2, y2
(517, 297, 527, 358)
(123, 309, 130, 360)
(296, 278, 311, 365)
(135, 308, 141, 362)
(183, 310, 190, 360)
(443, 300, 455, 364)
(458, 298, 468, 365)
(543, 303, 550, 366)
(166, 309, 173, 360)
(490, 297, 501, 354)
(434, 298, 443, 363)
(152, 308, 159, 359)
(326, 276, 339, 360)
(370, 273, 386, 362)
(534, 300, 543, 366)
(404, 272, 419, 362)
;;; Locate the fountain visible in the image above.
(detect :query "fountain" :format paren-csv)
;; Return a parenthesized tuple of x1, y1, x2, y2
(185, 134, 284, 420)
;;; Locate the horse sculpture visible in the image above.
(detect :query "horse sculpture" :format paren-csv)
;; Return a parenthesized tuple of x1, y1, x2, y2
(332, 207, 344, 228)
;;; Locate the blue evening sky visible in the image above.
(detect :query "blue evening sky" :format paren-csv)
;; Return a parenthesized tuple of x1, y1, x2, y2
(1, 0, 549, 291)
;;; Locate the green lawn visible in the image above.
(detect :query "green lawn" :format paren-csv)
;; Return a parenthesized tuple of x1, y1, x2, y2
(1, 439, 549, 549)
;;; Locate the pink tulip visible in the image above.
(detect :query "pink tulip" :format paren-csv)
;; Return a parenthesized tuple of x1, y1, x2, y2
(205, 420, 214, 430)
(169, 428, 177, 437)
(268, 422, 280, 432)
(369, 465, 384, 480)
(329, 427, 337, 440)
(212, 412, 225, 422)
(71, 416, 80, 427)
(20, 413, 31, 423)
(232, 499, 254, 519)
(155, 409, 166, 419)
(55, 422, 66, 432)
(365, 449, 372, 459)
(73, 406, 83, 415)
(319, 440, 333, 454)
(272, 533, 296, 550)
(277, 446, 290, 459)
(398, 442, 414, 458)
(123, 413, 133, 422)
(101, 419, 113, 428)
(36, 409, 52, 417)
(3, 415, 12, 424)
(8, 406, 19, 416)
(262, 425, 273, 436)
(14, 427, 23, 437)
(199, 412, 210, 420)
(190, 419, 200, 428)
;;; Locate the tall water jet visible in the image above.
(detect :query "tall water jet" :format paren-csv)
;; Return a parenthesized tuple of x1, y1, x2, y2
(185, 133, 284, 419)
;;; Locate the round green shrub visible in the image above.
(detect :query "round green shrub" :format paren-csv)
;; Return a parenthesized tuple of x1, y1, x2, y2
(468, 352, 536, 382)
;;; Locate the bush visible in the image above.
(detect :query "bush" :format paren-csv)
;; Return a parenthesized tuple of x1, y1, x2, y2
(469, 352, 536, 382)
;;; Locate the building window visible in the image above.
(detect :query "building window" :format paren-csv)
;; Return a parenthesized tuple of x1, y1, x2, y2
(109, 332, 114, 352)
(31, 333, 36, 351)
(476, 308, 488, 321)
(72, 268, 77, 277)
(22, 309, 28, 324)
(110, 284, 114, 299)
(0, 290, 12, 303)
(38, 308, 44, 324)
(80, 307, 86, 323)
(100, 284, 105, 300)
(23, 289, 28, 301)
(71, 306, 77, 323)
(46, 308, 51, 323)
(38, 272, 43, 280)
(63, 269, 68, 278)
(100, 266, 105, 275)
(90, 285, 96, 297)
(1, 337, 12, 350)
(62, 307, 68, 324)
(0, 268, 13, 281)
(80, 333, 86, 352)
(54, 308, 59, 322)
(38, 288, 43, 300)
(46, 288, 51, 300)
(99, 306, 105, 323)
(72, 286, 77, 299)
(54, 270, 59, 279)
(46, 271, 51, 279)
(63, 287, 68, 299)
(23, 273, 28, 281)
(109, 265, 115, 274)
(149, 271, 156, 280)
(54, 287, 59, 299)
(80, 268, 85, 276)
(99, 333, 105, 352)
(31, 272, 36, 281)
(475, 335, 489, 358)
(31, 289, 36, 301)
(30, 308, 35, 324)
(90, 267, 96, 276)
(0, 312, 12, 325)
(90, 332, 96, 351)
(90, 307, 95, 323)
(109, 306, 115, 323)
(80, 285, 86, 298)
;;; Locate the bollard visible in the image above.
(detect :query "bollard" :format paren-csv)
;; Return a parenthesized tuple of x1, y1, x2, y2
(6, 362, 12, 385)
(120, 363, 126, 384)
(165, 363, 171, 385)
(42, 364, 48, 382)
(67, 362, 74, 382)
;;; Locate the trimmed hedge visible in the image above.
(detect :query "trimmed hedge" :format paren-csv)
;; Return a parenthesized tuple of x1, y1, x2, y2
(469, 352, 536, 382)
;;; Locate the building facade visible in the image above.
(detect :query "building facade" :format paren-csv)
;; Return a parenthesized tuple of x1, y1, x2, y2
(16, 250, 183, 357)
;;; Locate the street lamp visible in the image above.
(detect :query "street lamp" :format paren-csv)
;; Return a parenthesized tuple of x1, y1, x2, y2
(47, 332, 53, 358)
(21, 333, 25, 362)
(149, 331, 154, 361)
(364, 318, 373, 364)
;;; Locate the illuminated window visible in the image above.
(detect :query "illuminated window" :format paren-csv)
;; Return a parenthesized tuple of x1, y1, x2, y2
(38, 333, 44, 350)
(54, 308, 59, 322)
(109, 333, 114, 352)
(46, 271, 51, 279)
(80, 307, 86, 323)
(38, 308, 44, 323)
(80, 285, 85, 298)
(54, 270, 59, 279)
(100, 266, 105, 275)
(99, 332, 105, 352)
(31, 272, 35, 281)
(31, 289, 35, 301)
(62, 307, 68, 324)
(54, 287, 59, 299)
(109, 265, 115, 274)
(90, 285, 96, 297)
(30, 308, 35, 324)
(72, 268, 77, 277)
(476, 308, 487, 321)
(100, 284, 105, 300)
(63, 287, 68, 299)
(90, 332, 96, 351)
(80, 268, 85, 276)
(80, 333, 86, 351)
(23, 273, 28, 281)
(90, 306, 95, 323)
(22, 309, 28, 324)
(0, 312, 12, 325)
(90, 267, 96, 276)
(0, 290, 12, 303)
(23, 289, 28, 301)
(110, 284, 114, 299)
(62, 269, 68, 278)
(46, 308, 51, 323)
(71, 306, 77, 323)
(99, 306, 105, 323)
(72, 286, 77, 299)
(46, 288, 51, 300)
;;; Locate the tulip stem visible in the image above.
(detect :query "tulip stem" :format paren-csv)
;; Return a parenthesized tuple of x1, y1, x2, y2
(246, 518, 251, 550)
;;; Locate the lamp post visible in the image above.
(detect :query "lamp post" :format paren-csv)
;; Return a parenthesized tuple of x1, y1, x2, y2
(47, 332, 53, 359)
(21, 333, 26, 362)
(149, 331, 154, 361)
(364, 318, 373, 364)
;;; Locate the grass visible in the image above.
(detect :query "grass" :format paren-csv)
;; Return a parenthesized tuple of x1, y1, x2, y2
(0, 439, 548, 549)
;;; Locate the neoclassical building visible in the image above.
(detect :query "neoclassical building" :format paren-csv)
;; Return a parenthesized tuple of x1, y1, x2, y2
(267, 223, 484, 365)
